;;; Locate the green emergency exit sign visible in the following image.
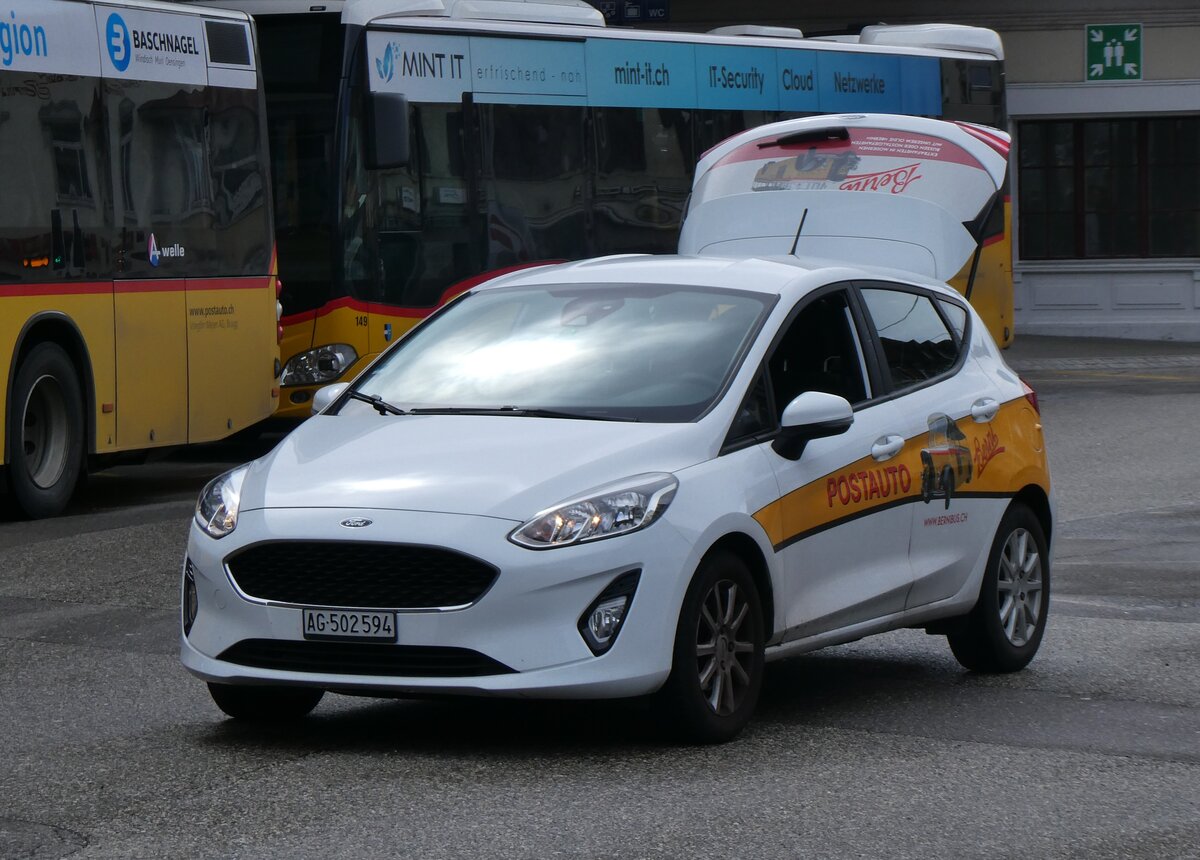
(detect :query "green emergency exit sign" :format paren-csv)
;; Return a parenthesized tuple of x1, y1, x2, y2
(1086, 24, 1142, 81)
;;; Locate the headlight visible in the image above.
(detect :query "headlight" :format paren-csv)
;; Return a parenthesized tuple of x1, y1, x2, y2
(195, 465, 249, 538)
(509, 473, 677, 550)
(280, 343, 358, 386)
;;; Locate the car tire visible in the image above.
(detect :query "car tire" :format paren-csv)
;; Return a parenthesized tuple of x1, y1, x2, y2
(657, 550, 765, 744)
(947, 503, 1049, 673)
(207, 683, 324, 721)
(5, 342, 85, 519)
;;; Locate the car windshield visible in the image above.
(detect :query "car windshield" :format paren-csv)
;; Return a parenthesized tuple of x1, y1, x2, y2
(346, 283, 773, 422)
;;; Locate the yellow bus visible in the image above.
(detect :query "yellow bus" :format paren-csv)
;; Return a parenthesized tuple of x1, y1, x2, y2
(1, 0, 280, 518)
(186, 0, 1011, 421)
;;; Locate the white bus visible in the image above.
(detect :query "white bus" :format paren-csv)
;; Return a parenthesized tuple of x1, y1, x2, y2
(1, 0, 280, 517)
(183, 0, 1010, 421)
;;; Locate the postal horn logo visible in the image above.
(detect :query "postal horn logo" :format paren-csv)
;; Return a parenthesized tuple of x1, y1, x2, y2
(376, 43, 395, 83)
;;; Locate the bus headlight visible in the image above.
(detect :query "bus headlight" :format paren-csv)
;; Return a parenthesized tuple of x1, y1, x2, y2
(281, 344, 359, 386)
(196, 465, 249, 538)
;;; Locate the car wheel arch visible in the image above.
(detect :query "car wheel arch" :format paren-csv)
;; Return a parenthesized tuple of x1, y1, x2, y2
(1012, 484, 1053, 549)
(695, 532, 776, 643)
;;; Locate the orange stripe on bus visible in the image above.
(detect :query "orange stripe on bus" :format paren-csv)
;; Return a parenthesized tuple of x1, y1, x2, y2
(0, 282, 111, 298)
(1, 278, 271, 298)
(116, 277, 272, 295)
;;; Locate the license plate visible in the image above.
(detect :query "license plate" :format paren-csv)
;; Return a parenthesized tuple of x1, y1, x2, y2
(302, 608, 396, 642)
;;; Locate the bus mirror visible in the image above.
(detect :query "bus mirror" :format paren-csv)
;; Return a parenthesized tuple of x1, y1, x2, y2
(368, 92, 410, 169)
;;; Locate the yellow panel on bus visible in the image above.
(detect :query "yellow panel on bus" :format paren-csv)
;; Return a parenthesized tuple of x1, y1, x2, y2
(187, 278, 279, 443)
(115, 284, 188, 448)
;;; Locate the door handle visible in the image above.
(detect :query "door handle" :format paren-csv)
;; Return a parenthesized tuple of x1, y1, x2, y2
(970, 397, 1000, 423)
(871, 434, 905, 462)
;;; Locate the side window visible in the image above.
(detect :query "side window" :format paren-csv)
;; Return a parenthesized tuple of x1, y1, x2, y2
(477, 103, 589, 267)
(0, 72, 111, 284)
(938, 298, 969, 345)
(208, 85, 271, 275)
(860, 287, 960, 388)
(593, 107, 693, 255)
(767, 290, 867, 417)
(727, 373, 773, 442)
(111, 79, 215, 277)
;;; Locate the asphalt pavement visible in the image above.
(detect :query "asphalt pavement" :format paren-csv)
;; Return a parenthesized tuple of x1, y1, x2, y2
(1005, 333, 1200, 367)
(1, 332, 1198, 859)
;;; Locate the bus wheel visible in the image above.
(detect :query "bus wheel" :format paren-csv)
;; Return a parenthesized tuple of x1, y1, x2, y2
(6, 342, 85, 519)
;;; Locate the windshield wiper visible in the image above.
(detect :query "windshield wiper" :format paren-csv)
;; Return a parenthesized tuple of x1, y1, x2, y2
(408, 406, 633, 422)
(347, 390, 407, 416)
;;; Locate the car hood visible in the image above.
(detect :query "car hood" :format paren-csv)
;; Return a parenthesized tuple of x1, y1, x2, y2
(241, 414, 714, 520)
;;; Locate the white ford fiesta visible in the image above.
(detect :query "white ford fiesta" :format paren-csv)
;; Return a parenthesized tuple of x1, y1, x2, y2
(181, 115, 1053, 742)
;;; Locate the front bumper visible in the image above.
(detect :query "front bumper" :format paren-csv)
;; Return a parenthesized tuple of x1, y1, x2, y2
(180, 506, 693, 699)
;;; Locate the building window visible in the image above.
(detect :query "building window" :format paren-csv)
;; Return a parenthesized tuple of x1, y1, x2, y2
(43, 103, 93, 203)
(1018, 117, 1200, 259)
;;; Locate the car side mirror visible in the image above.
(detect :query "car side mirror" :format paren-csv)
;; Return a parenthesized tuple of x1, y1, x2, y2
(311, 382, 350, 415)
(772, 391, 854, 460)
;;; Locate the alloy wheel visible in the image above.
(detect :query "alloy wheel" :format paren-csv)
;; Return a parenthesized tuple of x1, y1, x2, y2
(695, 579, 756, 716)
(996, 527, 1043, 647)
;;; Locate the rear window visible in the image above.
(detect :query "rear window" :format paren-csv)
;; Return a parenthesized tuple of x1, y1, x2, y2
(860, 287, 960, 388)
(938, 298, 968, 345)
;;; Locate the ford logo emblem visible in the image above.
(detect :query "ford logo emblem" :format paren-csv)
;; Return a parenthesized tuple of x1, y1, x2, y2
(340, 517, 373, 528)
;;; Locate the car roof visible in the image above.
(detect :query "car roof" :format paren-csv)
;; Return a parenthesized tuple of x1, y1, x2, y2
(478, 253, 960, 303)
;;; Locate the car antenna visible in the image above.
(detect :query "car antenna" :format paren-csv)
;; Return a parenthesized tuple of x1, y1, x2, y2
(789, 208, 809, 256)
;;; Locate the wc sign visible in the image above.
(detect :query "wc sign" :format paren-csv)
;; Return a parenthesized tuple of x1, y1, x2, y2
(592, 0, 668, 24)
(1086, 23, 1142, 81)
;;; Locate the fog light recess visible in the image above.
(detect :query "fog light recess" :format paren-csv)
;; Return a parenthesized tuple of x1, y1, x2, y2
(183, 559, 199, 636)
(578, 571, 640, 655)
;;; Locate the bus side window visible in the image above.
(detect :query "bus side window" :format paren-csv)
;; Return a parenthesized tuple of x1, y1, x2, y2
(477, 103, 588, 268)
(207, 85, 271, 275)
(0, 72, 110, 283)
(111, 79, 215, 277)
(592, 107, 694, 255)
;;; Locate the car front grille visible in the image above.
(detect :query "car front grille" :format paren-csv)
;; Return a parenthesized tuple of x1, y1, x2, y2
(225, 541, 499, 609)
(218, 639, 515, 677)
